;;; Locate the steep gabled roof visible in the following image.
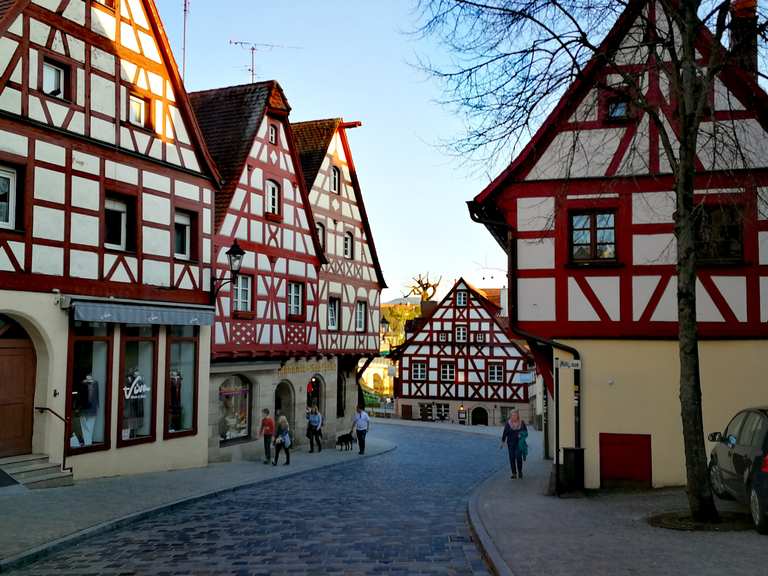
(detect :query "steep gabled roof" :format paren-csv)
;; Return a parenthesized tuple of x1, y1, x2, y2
(292, 118, 387, 288)
(472, 0, 768, 209)
(292, 118, 341, 192)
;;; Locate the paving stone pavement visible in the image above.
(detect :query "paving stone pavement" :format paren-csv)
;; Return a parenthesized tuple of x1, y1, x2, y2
(7, 423, 506, 575)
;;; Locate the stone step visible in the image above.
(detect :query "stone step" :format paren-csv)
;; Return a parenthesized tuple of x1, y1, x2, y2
(23, 470, 74, 489)
(0, 453, 49, 467)
(6, 460, 62, 480)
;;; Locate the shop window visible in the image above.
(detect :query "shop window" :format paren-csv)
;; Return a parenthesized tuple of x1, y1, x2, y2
(316, 222, 325, 250)
(174, 210, 193, 260)
(219, 375, 250, 442)
(331, 166, 341, 193)
(104, 196, 136, 252)
(128, 93, 150, 129)
(68, 323, 112, 452)
(436, 403, 449, 421)
(336, 368, 346, 418)
(412, 361, 427, 380)
(419, 402, 434, 421)
(0, 166, 17, 230)
(266, 180, 281, 216)
(570, 211, 616, 262)
(268, 123, 278, 145)
(695, 204, 743, 263)
(343, 231, 354, 259)
(440, 362, 455, 382)
(355, 301, 367, 332)
(328, 297, 340, 331)
(166, 326, 198, 437)
(233, 275, 252, 312)
(288, 281, 304, 320)
(455, 324, 468, 343)
(456, 290, 468, 307)
(119, 325, 157, 446)
(42, 60, 70, 100)
(488, 362, 504, 383)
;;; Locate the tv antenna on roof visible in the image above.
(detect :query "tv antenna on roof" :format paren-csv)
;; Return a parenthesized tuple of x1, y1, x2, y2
(182, 0, 190, 82)
(229, 40, 302, 83)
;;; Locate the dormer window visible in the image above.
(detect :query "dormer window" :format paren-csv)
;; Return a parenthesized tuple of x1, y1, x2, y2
(268, 124, 278, 145)
(331, 166, 341, 194)
(343, 232, 354, 259)
(128, 94, 149, 128)
(266, 180, 281, 216)
(42, 60, 68, 100)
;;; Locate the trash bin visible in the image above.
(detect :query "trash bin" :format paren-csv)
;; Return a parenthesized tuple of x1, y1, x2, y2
(561, 447, 585, 492)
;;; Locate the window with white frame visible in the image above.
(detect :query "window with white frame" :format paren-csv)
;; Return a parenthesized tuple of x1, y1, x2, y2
(440, 363, 455, 382)
(438, 332, 447, 342)
(412, 361, 427, 380)
(316, 222, 325, 250)
(488, 362, 504, 383)
(104, 198, 128, 250)
(455, 324, 467, 343)
(266, 180, 280, 215)
(288, 281, 304, 318)
(343, 232, 354, 259)
(128, 94, 148, 127)
(0, 166, 17, 230)
(456, 290, 468, 307)
(42, 60, 67, 99)
(331, 166, 341, 193)
(268, 124, 278, 145)
(328, 297, 339, 331)
(355, 301, 367, 332)
(474, 333, 486, 343)
(233, 275, 252, 312)
(174, 211, 192, 260)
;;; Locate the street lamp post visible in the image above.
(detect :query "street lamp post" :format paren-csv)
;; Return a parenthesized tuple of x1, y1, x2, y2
(211, 241, 246, 303)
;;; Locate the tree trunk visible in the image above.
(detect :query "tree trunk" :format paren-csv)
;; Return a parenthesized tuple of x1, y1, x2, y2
(675, 0, 719, 522)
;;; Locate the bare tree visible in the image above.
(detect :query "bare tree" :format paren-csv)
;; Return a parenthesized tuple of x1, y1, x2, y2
(416, 0, 767, 521)
(404, 273, 443, 301)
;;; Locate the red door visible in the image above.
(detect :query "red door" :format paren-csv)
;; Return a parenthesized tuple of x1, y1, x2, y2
(599, 433, 652, 489)
(0, 341, 36, 457)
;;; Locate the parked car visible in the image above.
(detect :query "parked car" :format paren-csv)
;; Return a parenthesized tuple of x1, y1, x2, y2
(708, 407, 768, 534)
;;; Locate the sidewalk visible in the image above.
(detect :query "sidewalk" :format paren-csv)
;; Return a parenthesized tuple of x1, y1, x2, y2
(0, 437, 395, 571)
(470, 431, 768, 576)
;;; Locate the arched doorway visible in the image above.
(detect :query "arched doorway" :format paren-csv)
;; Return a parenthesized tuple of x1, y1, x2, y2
(274, 380, 295, 430)
(0, 314, 36, 457)
(471, 406, 488, 426)
(307, 374, 323, 414)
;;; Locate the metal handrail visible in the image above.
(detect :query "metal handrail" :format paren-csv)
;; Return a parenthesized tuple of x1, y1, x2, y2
(34, 406, 69, 424)
(33, 406, 72, 474)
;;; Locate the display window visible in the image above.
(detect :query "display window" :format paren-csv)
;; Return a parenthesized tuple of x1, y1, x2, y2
(165, 326, 198, 438)
(118, 325, 158, 447)
(218, 375, 251, 443)
(67, 322, 113, 454)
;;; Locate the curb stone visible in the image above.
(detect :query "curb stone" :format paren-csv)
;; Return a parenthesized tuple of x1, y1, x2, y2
(467, 470, 516, 576)
(0, 442, 397, 574)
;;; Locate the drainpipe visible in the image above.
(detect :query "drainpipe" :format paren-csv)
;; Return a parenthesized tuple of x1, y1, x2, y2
(467, 201, 582, 472)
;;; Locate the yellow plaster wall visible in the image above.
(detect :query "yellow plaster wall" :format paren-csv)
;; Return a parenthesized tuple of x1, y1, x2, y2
(556, 339, 768, 489)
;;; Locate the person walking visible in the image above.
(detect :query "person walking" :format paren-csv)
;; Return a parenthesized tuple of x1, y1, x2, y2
(501, 411, 528, 479)
(305, 405, 323, 453)
(351, 405, 370, 455)
(258, 408, 275, 464)
(273, 415, 291, 466)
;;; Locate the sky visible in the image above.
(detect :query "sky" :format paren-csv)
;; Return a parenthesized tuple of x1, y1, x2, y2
(156, 0, 509, 302)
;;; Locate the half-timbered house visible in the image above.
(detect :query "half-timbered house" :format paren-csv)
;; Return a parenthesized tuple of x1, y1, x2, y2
(0, 0, 219, 483)
(393, 279, 532, 426)
(189, 83, 362, 461)
(470, 0, 768, 488)
(293, 118, 385, 414)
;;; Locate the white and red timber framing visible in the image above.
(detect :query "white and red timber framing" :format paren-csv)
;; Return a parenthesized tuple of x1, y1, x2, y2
(0, 0, 221, 479)
(469, 0, 768, 488)
(392, 278, 533, 424)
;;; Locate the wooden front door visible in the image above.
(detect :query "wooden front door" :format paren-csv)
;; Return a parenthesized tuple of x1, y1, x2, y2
(0, 340, 36, 457)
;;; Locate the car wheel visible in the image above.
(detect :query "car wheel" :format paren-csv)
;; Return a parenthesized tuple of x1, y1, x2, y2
(709, 461, 731, 500)
(750, 484, 768, 535)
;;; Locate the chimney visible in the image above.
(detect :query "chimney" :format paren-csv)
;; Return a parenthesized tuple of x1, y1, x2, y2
(730, 0, 758, 77)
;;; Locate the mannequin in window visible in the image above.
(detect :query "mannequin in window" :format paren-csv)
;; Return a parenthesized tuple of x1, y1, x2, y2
(169, 369, 183, 431)
(76, 374, 99, 446)
(124, 367, 146, 438)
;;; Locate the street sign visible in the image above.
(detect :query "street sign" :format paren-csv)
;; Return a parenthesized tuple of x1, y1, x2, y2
(558, 359, 581, 370)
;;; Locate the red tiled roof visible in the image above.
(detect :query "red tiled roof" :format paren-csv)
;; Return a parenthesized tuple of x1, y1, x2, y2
(0, 0, 21, 24)
(476, 287, 503, 309)
(189, 81, 280, 229)
(292, 118, 341, 192)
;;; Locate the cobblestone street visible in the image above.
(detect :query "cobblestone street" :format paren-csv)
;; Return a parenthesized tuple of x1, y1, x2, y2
(9, 423, 503, 575)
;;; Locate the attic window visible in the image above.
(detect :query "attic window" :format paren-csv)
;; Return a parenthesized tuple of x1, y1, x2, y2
(331, 166, 341, 194)
(606, 98, 630, 120)
(456, 290, 468, 307)
(269, 124, 278, 145)
(42, 60, 69, 100)
(128, 94, 149, 128)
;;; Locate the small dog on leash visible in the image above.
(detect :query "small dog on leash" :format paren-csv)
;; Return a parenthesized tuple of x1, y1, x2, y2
(336, 433, 356, 451)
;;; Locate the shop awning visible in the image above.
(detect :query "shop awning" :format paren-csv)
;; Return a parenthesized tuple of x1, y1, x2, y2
(70, 300, 214, 326)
